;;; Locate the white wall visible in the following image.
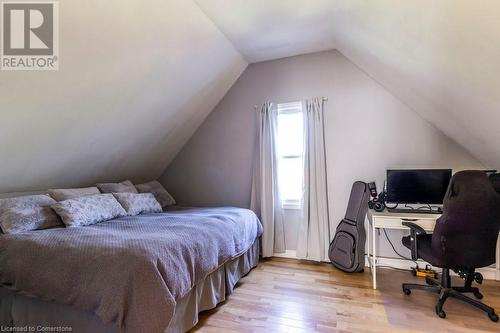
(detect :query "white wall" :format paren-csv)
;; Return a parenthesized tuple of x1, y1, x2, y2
(195, 0, 500, 168)
(161, 50, 483, 257)
(0, 0, 246, 193)
(329, 0, 500, 169)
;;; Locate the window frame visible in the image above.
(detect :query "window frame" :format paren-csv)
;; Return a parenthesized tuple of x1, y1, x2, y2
(276, 101, 305, 210)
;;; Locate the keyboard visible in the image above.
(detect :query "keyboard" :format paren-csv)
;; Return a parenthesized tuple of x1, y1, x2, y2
(387, 208, 442, 214)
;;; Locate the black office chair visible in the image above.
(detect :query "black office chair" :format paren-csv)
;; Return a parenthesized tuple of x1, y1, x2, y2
(401, 170, 500, 321)
(490, 173, 500, 194)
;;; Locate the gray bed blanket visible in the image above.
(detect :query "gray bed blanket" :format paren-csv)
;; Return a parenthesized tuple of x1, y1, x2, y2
(0, 207, 263, 333)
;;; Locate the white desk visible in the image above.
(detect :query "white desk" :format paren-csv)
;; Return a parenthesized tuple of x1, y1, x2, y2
(366, 209, 500, 289)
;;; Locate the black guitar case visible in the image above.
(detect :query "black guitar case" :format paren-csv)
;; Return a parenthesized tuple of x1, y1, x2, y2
(329, 181, 370, 272)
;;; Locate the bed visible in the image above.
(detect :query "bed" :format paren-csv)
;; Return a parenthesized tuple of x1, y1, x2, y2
(0, 206, 263, 333)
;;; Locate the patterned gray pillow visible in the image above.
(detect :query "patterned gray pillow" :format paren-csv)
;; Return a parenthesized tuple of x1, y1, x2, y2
(0, 195, 62, 234)
(96, 180, 138, 194)
(48, 186, 101, 201)
(135, 180, 176, 208)
(112, 193, 162, 216)
(51, 194, 126, 227)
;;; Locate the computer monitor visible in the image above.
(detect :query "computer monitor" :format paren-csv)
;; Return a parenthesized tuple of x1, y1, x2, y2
(386, 169, 452, 204)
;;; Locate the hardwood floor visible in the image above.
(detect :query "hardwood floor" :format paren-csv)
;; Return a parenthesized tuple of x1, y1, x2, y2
(190, 257, 500, 333)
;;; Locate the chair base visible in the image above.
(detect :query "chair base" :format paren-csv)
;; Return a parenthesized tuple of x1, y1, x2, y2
(402, 268, 499, 322)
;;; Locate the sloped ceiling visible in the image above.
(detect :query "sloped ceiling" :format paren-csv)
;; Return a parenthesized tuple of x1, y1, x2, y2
(196, 0, 500, 168)
(195, 0, 337, 63)
(0, 0, 247, 193)
(3, 0, 498, 193)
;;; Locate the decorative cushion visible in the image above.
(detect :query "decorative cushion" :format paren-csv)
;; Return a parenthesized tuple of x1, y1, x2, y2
(135, 180, 176, 207)
(51, 194, 126, 227)
(48, 186, 101, 201)
(96, 180, 138, 194)
(112, 193, 162, 216)
(0, 195, 62, 234)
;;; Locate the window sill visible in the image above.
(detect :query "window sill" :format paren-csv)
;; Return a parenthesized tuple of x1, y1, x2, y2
(282, 203, 302, 210)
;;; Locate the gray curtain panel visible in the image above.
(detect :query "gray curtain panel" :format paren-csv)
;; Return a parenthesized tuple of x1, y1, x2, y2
(296, 98, 331, 261)
(250, 102, 286, 257)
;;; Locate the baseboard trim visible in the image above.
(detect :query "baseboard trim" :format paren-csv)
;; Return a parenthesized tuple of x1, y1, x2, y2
(365, 255, 498, 281)
(273, 250, 297, 259)
(271, 252, 498, 280)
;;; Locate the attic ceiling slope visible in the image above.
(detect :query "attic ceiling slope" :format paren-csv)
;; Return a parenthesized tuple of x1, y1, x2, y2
(329, 0, 500, 168)
(196, 0, 500, 168)
(195, 0, 336, 63)
(0, 0, 247, 193)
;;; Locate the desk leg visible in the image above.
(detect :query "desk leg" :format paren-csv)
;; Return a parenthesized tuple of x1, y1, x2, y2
(372, 224, 377, 290)
(367, 224, 371, 271)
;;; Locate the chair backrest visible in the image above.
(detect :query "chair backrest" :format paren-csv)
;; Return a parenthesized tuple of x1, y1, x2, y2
(431, 170, 500, 269)
(490, 173, 500, 194)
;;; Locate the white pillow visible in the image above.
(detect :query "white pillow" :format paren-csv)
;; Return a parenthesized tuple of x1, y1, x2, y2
(48, 186, 101, 201)
(112, 193, 162, 216)
(96, 180, 138, 194)
(0, 195, 62, 234)
(135, 180, 176, 208)
(51, 194, 126, 227)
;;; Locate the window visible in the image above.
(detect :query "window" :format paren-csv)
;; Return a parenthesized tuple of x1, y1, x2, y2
(276, 102, 304, 209)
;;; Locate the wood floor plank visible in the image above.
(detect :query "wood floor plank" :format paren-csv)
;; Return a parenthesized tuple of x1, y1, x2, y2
(190, 258, 500, 333)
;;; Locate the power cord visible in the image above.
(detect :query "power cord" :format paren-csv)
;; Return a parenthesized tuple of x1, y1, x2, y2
(382, 229, 418, 266)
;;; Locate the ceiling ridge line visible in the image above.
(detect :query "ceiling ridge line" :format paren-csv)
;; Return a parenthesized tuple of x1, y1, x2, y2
(192, 0, 250, 64)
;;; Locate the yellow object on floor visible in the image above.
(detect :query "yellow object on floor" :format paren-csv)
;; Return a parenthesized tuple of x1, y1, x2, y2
(412, 265, 438, 279)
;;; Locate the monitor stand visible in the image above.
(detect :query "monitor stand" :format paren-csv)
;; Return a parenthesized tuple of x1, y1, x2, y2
(386, 207, 442, 214)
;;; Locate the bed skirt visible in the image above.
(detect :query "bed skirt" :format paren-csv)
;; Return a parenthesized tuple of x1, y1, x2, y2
(0, 238, 260, 333)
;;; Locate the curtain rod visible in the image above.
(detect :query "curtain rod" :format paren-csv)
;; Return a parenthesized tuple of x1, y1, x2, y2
(254, 97, 328, 110)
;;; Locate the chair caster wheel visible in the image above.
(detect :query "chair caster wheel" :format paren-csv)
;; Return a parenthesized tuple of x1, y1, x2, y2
(488, 312, 499, 322)
(403, 288, 411, 295)
(474, 273, 483, 284)
(435, 306, 446, 318)
(473, 291, 483, 300)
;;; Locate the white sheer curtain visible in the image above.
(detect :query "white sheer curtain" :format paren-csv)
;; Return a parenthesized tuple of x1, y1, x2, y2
(250, 102, 286, 257)
(296, 98, 331, 261)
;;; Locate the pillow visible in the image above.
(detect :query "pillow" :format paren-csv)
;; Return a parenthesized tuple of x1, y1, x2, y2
(0, 195, 62, 234)
(135, 180, 176, 207)
(112, 193, 162, 216)
(48, 186, 101, 201)
(96, 180, 138, 194)
(51, 194, 126, 227)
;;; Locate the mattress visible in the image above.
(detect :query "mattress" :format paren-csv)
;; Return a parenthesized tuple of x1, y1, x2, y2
(0, 207, 263, 333)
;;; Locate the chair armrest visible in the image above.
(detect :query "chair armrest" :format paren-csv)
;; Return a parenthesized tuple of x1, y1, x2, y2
(402, 221, 427, 234)
(402, 221, 427, 260)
